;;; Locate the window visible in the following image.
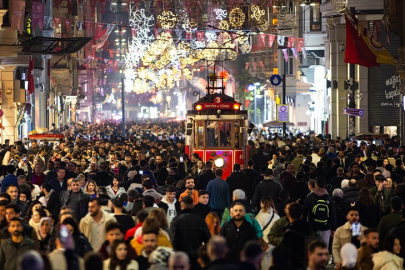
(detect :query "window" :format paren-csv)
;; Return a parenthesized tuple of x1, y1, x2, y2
(310, 3, 321, 31)
(193, 120, 242, 149)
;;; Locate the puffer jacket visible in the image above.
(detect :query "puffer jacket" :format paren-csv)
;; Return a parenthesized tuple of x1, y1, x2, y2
(372, 251, 404, 270)
(60, 189, 90, 220)
(0, 237, 36, 269)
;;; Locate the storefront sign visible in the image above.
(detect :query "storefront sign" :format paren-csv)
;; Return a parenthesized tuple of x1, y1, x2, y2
(201, 103, 234, 109)
(343, 108, 363, 116)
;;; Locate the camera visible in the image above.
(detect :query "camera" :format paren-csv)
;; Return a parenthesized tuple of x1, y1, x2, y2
(339, 43, 346, 52)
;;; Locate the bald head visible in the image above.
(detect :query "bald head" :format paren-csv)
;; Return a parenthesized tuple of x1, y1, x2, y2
(349, 179, 357, 188)
(207, 236, 228, 261)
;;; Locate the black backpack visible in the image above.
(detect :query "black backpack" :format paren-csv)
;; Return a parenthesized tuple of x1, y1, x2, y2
(311, 197, 330, 226)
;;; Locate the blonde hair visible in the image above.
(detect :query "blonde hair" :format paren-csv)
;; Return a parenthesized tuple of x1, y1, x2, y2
(260, 196, 277, 214)
(84, 179, 98, 193)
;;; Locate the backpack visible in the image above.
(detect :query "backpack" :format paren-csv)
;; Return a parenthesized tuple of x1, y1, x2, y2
(311, 198, 330, 226)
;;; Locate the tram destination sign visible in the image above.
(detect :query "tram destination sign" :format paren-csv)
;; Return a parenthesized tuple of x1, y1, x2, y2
(201, 103, 234, 109)
(343, 108, 363, 116)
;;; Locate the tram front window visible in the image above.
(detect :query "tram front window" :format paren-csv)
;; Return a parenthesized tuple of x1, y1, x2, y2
(206, 121, 230, 147)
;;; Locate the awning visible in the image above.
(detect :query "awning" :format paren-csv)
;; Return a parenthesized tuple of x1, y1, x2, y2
(21, 37, 92, 55)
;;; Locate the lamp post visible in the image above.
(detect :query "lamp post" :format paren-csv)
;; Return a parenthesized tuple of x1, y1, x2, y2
(254, 82, 260, 125)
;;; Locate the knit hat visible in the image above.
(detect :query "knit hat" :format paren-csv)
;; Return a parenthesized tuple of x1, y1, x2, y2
(340, 243, 357, 268)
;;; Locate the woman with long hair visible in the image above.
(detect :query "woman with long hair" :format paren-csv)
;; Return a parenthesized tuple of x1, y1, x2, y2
(373, 235, 404, 269)
(205, 212, 220, 236)
(354, 188, 380, 228)
(255, 196, 280, 270)
(191, 160, 205, 181)
(84, 179, 98, 198)
(62, 217, 93, 257)
(25, 200, 43, 223)
(103, 240, 139, 270)
(149, 208, 169, 235)
(177, 162, 188, 179)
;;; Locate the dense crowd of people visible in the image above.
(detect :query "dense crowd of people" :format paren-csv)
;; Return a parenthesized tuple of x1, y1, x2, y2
(0, 121, 404, 270)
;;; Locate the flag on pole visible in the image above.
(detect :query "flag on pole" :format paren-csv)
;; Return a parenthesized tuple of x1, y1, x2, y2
(28, 57, 35, 95)
(344, 10, 395, 68)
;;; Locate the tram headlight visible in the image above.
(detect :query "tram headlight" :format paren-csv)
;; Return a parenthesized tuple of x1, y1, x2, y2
(233, 103, 240, 110)
(214, 157, 225, 168)
(196, 104, 202, 111)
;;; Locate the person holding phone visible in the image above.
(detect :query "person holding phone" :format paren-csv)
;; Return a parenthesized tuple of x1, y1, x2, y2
(332, 207, 368, 268)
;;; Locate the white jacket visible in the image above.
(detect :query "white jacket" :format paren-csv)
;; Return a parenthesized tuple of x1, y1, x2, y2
(161, 195, 178, 226)
(105, 185, 126, 200)
(372, 251, 404, 270)
(103, 258, 139, 270)
(255, 208, 280, 243)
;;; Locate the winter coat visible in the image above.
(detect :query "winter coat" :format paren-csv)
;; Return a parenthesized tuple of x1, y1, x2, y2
(302, 187, 337, 231)
(252, 178, 282, 210)
(226, 171, 250, 199)
(377, 210, 402, 250)
(169, 209, 210, 259)
(280, 219, 313, 269)
(105, 185, 126, 200)
(372, 251, 404, 270)
(0, 237, 36, 270)
(197, 169, 216, 190)
(220, 218, 258, 263)
(267, 216, 290, 246)
(60, 189, 91, 220)
(343, 187, 359, 205)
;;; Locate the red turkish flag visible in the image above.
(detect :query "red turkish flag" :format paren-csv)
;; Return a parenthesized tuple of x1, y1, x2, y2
(296, 38, 304, 52)
(64, 19, 71, 32)
(287, 37, 296, 48)
(268, 34, 275, 47)
(258, 33, 266, 48)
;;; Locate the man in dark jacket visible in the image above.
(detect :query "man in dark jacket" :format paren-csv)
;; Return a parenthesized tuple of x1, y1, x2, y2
(252, 169, 282, 211)
(0, 217, 36, 270)
(226, 164, 250, 199)
(48, 167, 68, 194)
(0, 204, 38, 247)
(60, 178, 90, 221)
(170, 196, 210, 269)
(289, 172, 309, 205)
(93, 162, 113, 187)
(280, 203, 312, 269)
(252, 145, 269, 172)
(390, 210, 405, 261)
(342, 179, 359, 206)
(243, 160, 259, 198)
(220, 202, 258, 263)
(279, 164, 297, 192)
(302, 177, 337, 246)
(197, 161, 215, 190)
(378, 196, 403, 250)
(40, 183, 62, 220)
(45, 159, 61, 183)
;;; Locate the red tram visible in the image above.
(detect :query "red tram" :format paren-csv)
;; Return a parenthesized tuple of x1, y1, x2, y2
(185, 74, 249, 178)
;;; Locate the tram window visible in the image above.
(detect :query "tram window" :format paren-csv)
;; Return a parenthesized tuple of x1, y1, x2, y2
(195, 120, 204, 149)
(206, 121, 231, 148)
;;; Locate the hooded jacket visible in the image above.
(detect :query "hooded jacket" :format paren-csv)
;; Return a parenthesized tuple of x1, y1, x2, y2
(372, 251, 404, 270)
(158, 195, 181, 226)
(302, 187, 337, 232)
